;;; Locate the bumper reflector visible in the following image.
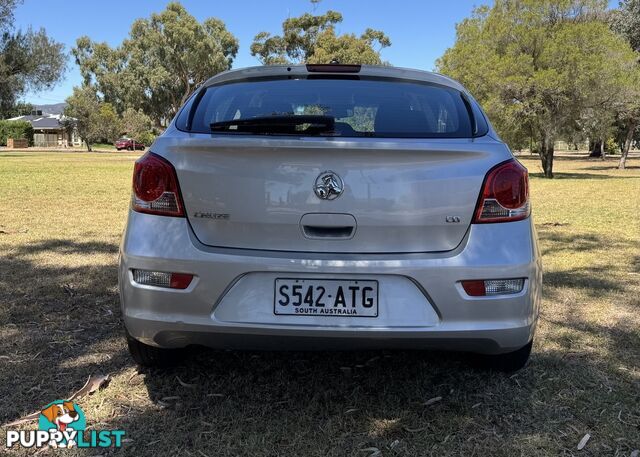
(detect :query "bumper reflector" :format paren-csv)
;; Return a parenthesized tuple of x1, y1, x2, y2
(132, 269, 193, 289)
(462, 278, 524, 297)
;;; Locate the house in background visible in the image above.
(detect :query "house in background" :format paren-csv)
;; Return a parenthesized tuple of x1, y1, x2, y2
(7, 110, 81, 147)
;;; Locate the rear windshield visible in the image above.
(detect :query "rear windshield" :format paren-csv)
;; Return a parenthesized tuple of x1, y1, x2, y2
(178, 77, 484, 138)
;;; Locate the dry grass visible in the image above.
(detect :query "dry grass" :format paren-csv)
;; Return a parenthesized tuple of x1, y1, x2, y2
(0, 151, 638, 456)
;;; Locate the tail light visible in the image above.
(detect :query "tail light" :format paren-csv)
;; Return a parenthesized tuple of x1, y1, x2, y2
(132, 269, 193, 289)
(473, 159, 530, 223)
(461, 279, 525, 296)
(132, 152, 184, 217)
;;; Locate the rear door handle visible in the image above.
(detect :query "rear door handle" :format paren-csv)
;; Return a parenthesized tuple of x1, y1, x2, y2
(302, 225, 354, 239)
(299, 213, 357, 240)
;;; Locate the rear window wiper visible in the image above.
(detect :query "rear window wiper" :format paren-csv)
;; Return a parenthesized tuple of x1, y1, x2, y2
(210, 115, 335, 135)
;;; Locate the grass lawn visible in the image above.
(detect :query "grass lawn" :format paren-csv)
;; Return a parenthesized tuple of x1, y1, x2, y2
(0, 151, 638, 456)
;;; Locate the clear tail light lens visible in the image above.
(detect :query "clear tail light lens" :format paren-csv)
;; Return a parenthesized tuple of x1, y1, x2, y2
(132, 152, 184, 217)
(462, 278, 525, 296)
(132, 269, 193, 289)
(473, 159, 530, 223)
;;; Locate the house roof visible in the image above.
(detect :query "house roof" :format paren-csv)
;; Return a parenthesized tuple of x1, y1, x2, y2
(7, 113, 74, 130)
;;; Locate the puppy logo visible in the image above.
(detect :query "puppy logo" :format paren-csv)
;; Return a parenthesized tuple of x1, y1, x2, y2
(38, 400, 86, 448)
(7, 399, 124, 449)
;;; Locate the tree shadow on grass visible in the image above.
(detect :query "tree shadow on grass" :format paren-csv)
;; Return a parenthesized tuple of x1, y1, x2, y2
(0, 238, 130, 425)
(581, 165, 640, 171)
(93, 328, 640, 457)
(537, 230, 603, 257)
(530, 171, 638, 180)
(536, 229, 637, 300)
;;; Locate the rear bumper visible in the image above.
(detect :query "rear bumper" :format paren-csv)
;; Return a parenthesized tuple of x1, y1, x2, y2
(119, 212, 541, 355)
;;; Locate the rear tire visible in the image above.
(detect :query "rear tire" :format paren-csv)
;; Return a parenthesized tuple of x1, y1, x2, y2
(126, 333, 182, 367)
(472, 340, 533, 372)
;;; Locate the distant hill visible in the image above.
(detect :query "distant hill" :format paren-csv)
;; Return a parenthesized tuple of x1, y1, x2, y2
(35, 103, 66, 115)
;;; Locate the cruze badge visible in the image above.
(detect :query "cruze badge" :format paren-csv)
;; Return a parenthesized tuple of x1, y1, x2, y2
(314, 171, 343, 200)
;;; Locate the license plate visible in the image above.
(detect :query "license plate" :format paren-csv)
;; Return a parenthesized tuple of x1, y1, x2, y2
(274, 278, 379, 317)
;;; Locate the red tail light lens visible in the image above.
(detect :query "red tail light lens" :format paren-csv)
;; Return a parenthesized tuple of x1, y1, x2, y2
(132, 152, 184, 217)
(461, 280, 485, 296)
(473, 159, 530, 223)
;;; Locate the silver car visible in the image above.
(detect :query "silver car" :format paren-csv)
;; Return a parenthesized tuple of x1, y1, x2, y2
(119, 64, 541, 371)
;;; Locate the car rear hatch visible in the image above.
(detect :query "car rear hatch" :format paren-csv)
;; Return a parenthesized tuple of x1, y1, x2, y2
(160, 136, 510, 253)
(162, 72, 512, 254)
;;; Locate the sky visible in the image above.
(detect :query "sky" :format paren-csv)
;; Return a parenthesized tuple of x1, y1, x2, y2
(12, 0, 619, 106)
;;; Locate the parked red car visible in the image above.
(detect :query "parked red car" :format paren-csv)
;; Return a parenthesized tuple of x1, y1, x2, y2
(115, 138, 145, 151)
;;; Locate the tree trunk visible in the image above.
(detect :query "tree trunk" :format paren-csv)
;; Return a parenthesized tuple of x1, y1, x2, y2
(600, 138, 606, 161)
(539, 135, 554, 178)
(85, 140, 92, 152)
(618, 121, 636, 170)
(589, 140, 602, 158)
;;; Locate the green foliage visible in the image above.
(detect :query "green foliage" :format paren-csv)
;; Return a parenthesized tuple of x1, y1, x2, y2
(121, 108, 155, 145)
(339, 107, 376, 132)
(65, 88, 157, 151)
(0, 0, 65, 117)
(0, 0, 21, 32)
(437, 0, 638, 177)
(0, 27, 66, 118)
(604, 137, 619, 153)
(3, 101, 33, 118)
(609, 0, 640, 167)
(251, 2, 391, 65)
(0, 119, 33, 146)
(64, 86, 122, 151)
(610, 0, 640, 51)
(92, 103, 121, 144)
(73, 2, 238, 126)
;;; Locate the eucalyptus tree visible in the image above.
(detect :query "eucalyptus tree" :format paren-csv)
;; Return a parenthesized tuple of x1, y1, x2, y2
(121, 108, 155, 145)
(63, 86, 101, 151)
(250, 2, 391, 65)
(610, 0, 640, 169)
(437, 0, 637, 177)
(73, 2, 238, 126)
(64, 86, 121, 151)
(0, 0, 66, 117)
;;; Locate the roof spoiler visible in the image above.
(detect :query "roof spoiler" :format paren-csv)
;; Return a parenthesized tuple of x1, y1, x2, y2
(305, 64, 361, 73)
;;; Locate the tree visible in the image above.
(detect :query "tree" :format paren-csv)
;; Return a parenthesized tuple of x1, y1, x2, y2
(436, 0, 638, 178)
(610, 0, 640, 169)
(0, 0, 22, 32)
(64, 87, 99, 151)
(64, 86, 121, 151)
(0, 119, 32, 146)
(92, 103, 121, 145)
(0, 0, 66, 118)
(73, 2, 238, 126)
(3, 101, 33, 118)
(121, 107, 155, 145)
(250, 2, 391, 65)
(610, 0, 640, 50)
